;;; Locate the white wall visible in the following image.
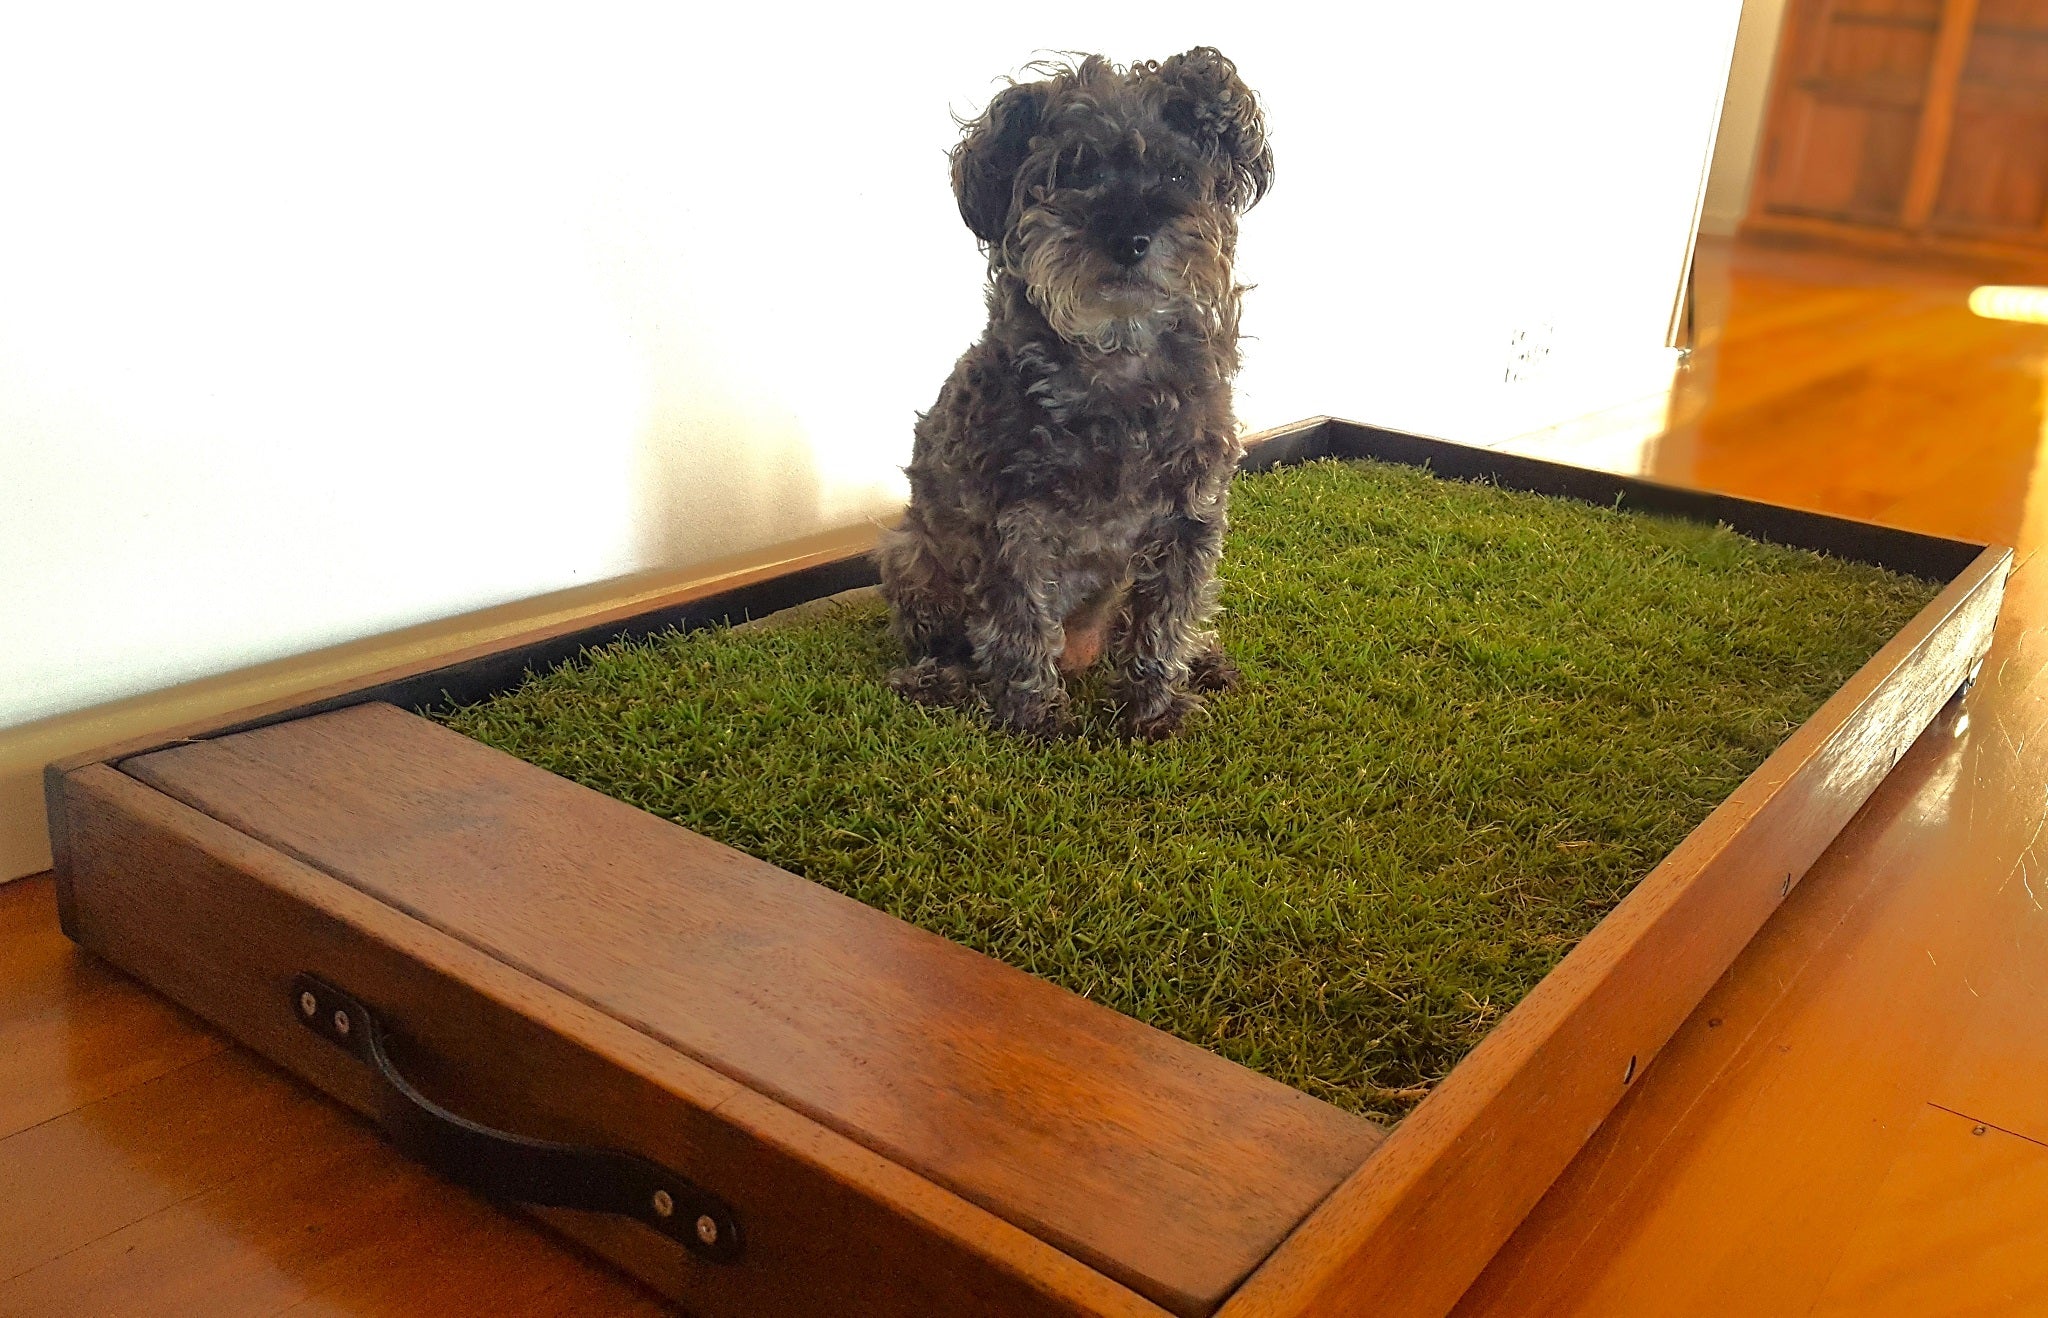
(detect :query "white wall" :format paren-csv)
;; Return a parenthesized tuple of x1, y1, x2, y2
(0, 3, 1740, 737)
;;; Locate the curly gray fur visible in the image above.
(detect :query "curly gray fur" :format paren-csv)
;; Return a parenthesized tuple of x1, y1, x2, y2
(877, 48, 1273, 740)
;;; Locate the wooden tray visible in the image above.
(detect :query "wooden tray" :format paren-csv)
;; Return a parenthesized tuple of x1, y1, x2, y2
(44, 419, 2011, 1318)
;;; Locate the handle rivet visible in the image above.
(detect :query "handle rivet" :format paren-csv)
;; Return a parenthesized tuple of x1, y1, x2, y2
(333, 1009, 351, 1037)
(299, 991, 319, 1018)
(695, 1214, 719, 1245)
(651, 1189, 674, 1218)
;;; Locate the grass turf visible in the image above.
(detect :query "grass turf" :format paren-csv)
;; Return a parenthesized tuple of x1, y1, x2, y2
(437, 458, 1938, 1121)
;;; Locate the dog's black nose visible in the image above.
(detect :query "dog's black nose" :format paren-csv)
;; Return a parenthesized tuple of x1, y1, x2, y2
(1115, 232, 1151, 266)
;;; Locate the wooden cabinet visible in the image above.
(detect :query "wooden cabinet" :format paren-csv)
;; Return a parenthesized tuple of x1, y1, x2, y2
(1751, 0, 2048, 254)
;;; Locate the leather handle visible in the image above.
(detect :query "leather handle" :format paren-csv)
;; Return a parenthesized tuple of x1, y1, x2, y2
(291, 973, 740, 1263)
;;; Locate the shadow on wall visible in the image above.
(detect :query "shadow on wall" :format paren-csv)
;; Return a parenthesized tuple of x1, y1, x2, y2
(631, 402, 830, 572)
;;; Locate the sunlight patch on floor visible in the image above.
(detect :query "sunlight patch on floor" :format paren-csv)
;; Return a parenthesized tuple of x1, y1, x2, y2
(1970, 286, 2048, 326)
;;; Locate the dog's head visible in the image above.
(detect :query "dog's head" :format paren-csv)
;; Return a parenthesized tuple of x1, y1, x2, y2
(952, 48, 1273, 353)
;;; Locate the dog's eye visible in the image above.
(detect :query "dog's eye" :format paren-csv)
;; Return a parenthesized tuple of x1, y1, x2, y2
(1061, 147, 1103, 187)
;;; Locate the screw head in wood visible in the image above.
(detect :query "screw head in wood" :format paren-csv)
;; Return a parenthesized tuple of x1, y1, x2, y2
(333, 1009, 351, 1037)
(651, 1189, 674, 1218)
(299, 990, 318, 1018)
(695, 1214, 719, 1245)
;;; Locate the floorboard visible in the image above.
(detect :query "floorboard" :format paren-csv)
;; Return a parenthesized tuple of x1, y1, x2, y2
(0, 881, 667, 1314)
(1808, 1106, 2048, 1317)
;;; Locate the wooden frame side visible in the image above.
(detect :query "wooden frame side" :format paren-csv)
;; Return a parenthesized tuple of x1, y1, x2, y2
(1215, 544, 2011, 1318)
(40, 413, 2011, 1316)
(1324, 419, 1987, 581)
(48, 762, 1170, 1318)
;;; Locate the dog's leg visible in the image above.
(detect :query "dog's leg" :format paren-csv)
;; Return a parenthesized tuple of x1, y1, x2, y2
(877, 523, 975, 708)
(967, 539, 1072, 739)
(1114, 510, 1226, 740)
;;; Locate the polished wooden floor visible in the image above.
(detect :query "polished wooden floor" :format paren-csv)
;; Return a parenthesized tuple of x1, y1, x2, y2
(1455, 237, 2048, 1317)
(5, 234, 2047, 1316)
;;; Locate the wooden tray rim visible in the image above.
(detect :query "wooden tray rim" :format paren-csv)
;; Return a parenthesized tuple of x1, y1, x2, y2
(46, 417, 2014, 1318)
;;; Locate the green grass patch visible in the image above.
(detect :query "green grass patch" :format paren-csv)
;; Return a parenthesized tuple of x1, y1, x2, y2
(437, 459, 1937, 1121)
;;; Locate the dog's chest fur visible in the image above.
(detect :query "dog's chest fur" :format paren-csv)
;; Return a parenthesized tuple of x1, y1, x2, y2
(907, 318, 1229, 593)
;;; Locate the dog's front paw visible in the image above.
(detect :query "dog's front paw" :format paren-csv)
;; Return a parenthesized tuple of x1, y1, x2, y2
(1121, 688, 1203, 742)
(888, 659, 976, 709)
(1186, 645, 1241, 694)
(991, 683, 1075, 741)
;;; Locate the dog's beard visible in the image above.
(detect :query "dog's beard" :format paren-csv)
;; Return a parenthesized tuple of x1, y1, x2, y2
(1010, 209, 1236, 354)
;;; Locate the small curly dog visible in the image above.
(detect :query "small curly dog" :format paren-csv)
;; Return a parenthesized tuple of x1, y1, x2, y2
(877, 47, 1273, 740)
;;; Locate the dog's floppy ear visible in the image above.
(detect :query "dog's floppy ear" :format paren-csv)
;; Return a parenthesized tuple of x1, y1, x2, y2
(951, 80, 1049, 245)
(1156, 47, 1273, 211)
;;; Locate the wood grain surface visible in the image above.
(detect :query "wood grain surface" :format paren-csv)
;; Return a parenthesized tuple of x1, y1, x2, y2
(115, 703, 1382, 1317)
(1808, 1104, 2048, 1316)
(52, 763, 1176, 1318)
